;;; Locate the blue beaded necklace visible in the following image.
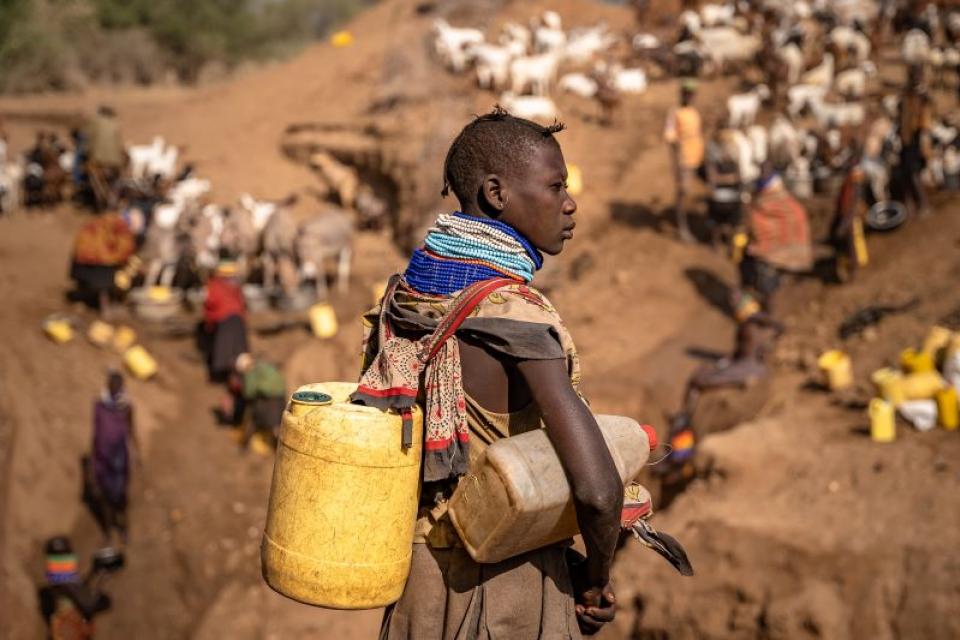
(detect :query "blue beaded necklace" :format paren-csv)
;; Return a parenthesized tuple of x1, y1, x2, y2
(404, 212, 543, 295)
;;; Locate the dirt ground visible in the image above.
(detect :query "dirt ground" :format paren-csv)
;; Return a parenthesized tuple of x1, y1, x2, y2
(2, 1, 960, 638)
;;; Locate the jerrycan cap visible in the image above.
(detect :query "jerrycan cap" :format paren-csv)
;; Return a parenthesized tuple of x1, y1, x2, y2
(291, 390, 333, 406)
(639, 424, 658, 451)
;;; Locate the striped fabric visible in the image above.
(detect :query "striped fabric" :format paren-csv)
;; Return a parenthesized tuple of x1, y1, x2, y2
(747, 184, 813, 273)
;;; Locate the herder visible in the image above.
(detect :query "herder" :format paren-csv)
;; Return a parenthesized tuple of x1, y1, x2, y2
(356, 109, 624, 638)
(232, 353, 286, 451)
(663, 79, 705, 243)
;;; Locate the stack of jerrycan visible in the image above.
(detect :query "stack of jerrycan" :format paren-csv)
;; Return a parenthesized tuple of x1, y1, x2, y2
(262, 383, 656, 607)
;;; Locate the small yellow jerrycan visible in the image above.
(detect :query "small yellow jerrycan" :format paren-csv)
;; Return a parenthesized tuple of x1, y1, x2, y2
(923, 326, 953, 358)
(123, 345, 158, 380)
(566, 163, 584, 196)
(900, 348, 935, 374)
(731, 229, 749, 264)
(87, 320, 115, 348)
(262, 383, 423, 609)
(852, 217, 868, 267)
(309, 303, 338, 339)
(817, 350, 853, 391)
(869, 398, 896, 443)
(43, 317, 74, 344)
(871, 367, 906, 405)
(111, 326, 137, 354)
(936, 387, 959, 430)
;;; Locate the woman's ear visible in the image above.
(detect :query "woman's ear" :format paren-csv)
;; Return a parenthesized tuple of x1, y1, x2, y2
(480, 174, 507, 212)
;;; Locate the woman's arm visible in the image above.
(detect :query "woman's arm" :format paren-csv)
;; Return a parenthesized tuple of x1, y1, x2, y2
(516, 358, 624, 595)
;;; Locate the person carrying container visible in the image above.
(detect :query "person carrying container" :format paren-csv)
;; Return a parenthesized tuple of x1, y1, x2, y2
(355, 108, 624, 638)
(739, 164, 813, 314)
(232, 353, 286, 451)
(829, 147, 869, 282)
(664, 79, 705, 244)
(201, 258, 249, 382)
(84, 105, 126, 211)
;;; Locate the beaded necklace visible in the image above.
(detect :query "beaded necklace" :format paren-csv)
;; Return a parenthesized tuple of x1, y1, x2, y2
(404, 212, 542, 295)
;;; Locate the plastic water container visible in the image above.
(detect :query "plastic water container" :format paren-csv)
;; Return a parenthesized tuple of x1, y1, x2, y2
(901, 371, 946, 400)
(900, 348, 935, 374)
(852, 218, 869, 267)
(869, 398, 896, 443)
(922, 326, 953, 358)
(43, 318, 74, 344)
(818, 350, 853, 391)
(111, 326, 136, 354)
(448, 415, 652, 564)
(262, 383, 422, 609)
(87, 320, 115, 348)
(872, 368, 906, 405)
(937, 387, 959, 431)
(308, 303, 338, 339)
(123, 345, 158, 380)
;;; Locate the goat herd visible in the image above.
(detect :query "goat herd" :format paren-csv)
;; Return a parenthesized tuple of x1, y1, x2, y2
(431, 1, 960, 227)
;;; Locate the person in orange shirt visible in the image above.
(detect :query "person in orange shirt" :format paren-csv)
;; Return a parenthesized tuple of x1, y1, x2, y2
(663, 80, 705, 243)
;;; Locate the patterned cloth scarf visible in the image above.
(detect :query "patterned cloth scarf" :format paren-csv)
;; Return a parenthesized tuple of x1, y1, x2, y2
(352, 212, 547, 481)
(404, 212, 543, 295)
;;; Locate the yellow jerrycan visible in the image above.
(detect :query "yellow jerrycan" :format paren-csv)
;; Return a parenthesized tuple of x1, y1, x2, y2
(43, 317, 74, 344)
(262, 382, 422, 609)
(448, 415, 651, 564)
(899, 348, 935, 374)
(308, 303, 338, 339)
(869, 398, 896, 443)
(817, 350, 853, 391)
(87, 320, 115, 348)
(936, 387, 959, 431)
(123, 345, 158, 380)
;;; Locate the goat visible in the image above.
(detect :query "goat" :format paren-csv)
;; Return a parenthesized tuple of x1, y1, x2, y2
(433, 19, 485, 73)
(469, 43, 514, 90)
(260, 196, 300, 296)
(499, 22, 531, 57)
(563, 25, 617, 65)
(787, 84, 827, 118)
(801, 53, 834, 88)
(902, 28, 931, 67)
(509, 52, 559, 96)
(610, 67, 648, 94)
(727, 84, 770, 128)
(700, 3, 736, 27)
(632, 33, 661, 50)
(128, 136, 179, 181)
(811, 100, 865, 128)
(828, 26, 871, 63)
(834, 61, 876, 100)
(559, 73, 598, 98)
(695, 27, 761, 74)
(777, 43, 805, 84)
(296, 208, 354, 298)
(499, 92, 558, 122)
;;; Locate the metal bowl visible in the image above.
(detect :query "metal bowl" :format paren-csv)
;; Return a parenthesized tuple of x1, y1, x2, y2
(128, 287, 184, 322)
(866, 200, 908, 231)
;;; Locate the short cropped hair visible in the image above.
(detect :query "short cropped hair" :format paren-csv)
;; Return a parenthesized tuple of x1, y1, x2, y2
(442, 107, 565, 203)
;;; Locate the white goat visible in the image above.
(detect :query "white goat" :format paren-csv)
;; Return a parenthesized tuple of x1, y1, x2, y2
(834, 61, 876, 100)
(700, 3, 736, 27)
(469, 43, 514, 90)
(801, 53, 834, 88)
(499, 92, 558, 122)
(828, 26, 871, 63)
(611, 67, 648, 94)
(902, 28, 931, 67)
(695, 27, 761, 73)
(811, 100, 865, 128)
(128, 136, 179, 181)
(510, 52, 559, 96)
(563, 25, 617, 65)
(633, 33, 661, 50)
(433, 19, 484, 73)
(727, 84, 770, 128)
(778, 43, 805, 84)
(559, 73, 598, 98)
(787, 84, 827, 118)
(499, 22, 531, 57)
